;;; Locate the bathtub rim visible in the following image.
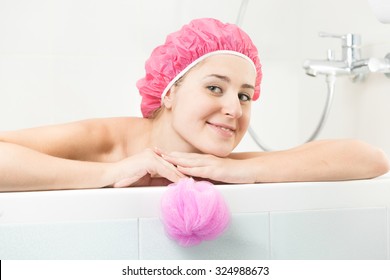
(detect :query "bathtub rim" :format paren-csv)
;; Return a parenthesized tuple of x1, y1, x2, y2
(0, 172, 389, 224)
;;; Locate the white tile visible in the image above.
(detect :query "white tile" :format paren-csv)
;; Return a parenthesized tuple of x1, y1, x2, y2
(0, 219, 138, 259)
(139, 213, 270, 260)
(270, 207, 387, 259)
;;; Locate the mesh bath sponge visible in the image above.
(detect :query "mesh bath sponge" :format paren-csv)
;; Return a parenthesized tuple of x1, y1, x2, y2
(161, 178, 230, 247)
(137, 18, 262, 118)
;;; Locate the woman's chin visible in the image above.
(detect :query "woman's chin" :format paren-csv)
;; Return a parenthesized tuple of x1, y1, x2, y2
(202, 146, 233, 158)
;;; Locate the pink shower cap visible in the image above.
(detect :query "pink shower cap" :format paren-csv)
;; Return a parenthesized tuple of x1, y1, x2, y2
(137, 18, 262, 118)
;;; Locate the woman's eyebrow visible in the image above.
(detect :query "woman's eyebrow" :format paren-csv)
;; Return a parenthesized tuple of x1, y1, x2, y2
(205, 74, 255, 90)
(242, 83, 255, 90)
(205, 74, 231, 83)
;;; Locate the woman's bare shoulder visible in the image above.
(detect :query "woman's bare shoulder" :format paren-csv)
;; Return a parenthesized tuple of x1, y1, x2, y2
(97, 116, 149, 140)
(65, 116, 148, 161)
(0, 117, 145, 162)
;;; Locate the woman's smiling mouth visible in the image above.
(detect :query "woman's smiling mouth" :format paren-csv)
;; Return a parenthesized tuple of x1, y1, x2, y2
(206, 122, 236, 138)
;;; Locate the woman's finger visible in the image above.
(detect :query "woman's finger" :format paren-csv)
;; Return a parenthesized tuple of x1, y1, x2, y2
(176, 166, 209, 178)
(152, 151, 187, 181)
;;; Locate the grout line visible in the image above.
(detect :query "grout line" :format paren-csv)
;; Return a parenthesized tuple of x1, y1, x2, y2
(137, 218, 140, 260)
(268, 212, 272, 260)
(387, 208, 389, 260)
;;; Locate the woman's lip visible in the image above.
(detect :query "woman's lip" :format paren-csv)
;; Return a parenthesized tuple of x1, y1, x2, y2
(206, 122, 236, 137)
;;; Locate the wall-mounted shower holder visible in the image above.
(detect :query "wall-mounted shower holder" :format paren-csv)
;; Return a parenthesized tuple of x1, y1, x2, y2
(368, 53, 390, 79)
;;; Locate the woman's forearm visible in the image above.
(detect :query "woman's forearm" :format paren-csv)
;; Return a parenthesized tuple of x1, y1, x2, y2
(0, 142, 112, 192)
(249, 139, 390, 183)
(155, 140, 389, 184)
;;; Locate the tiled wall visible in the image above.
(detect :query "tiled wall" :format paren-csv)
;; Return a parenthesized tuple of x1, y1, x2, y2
(1, 207, 388, 260)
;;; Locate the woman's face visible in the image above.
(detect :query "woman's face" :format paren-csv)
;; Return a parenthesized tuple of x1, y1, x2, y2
(165, 54, 256, 157)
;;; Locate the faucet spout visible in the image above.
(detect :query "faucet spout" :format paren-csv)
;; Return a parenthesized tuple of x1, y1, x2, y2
(303, 59, 350, 77)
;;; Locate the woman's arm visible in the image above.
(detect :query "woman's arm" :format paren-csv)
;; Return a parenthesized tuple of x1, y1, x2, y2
(0, 141, 111, 191)
(239, 139, 390, 182)
(161, 139, 390, 183)
(0, 119, 119, 162)
(0, 142, 183, 192)
(0, 119, 184, 191)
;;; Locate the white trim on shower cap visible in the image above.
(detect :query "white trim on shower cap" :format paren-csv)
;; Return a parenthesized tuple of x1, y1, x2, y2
(160, 50, 257, 104)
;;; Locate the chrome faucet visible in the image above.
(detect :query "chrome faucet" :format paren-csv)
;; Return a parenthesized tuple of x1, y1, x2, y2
(303, 32, 390, 80)
(303, 32, 365, 79)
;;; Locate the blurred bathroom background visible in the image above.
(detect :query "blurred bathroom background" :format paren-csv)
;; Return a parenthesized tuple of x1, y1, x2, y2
(0, 0, 389, 156)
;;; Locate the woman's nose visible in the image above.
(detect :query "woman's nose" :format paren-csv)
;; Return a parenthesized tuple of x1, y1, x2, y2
(221, 94, 242, 118)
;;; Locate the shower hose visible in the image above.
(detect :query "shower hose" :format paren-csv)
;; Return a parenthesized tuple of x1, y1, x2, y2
(236, 0, 336, 151)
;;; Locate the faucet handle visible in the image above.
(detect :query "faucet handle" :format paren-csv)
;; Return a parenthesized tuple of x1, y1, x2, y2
(319, 32, 344, 39)
(317, 32, 362, 65)
(318, 32, 361, 48)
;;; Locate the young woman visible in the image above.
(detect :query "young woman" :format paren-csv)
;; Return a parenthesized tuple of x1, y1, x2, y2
(0, 18, 389, 192)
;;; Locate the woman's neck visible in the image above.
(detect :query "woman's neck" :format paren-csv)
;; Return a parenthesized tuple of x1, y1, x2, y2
(149, 111, 199, 154)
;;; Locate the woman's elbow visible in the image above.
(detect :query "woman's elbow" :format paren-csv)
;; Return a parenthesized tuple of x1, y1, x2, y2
(371, 147, 390, 177)
(355, 139, 390, 178)
(342, 139, 389, 179)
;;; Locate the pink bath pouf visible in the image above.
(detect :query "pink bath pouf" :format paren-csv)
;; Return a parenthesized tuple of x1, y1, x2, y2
(161, 178, 231, 247)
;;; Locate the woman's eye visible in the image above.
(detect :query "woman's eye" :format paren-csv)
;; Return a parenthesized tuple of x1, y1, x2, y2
(207, 86, 222, 94)
(238, 93, 251, 102)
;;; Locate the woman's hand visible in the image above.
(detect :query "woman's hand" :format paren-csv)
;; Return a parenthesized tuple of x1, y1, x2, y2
(107, 148, 186, 187)
(159, 150, 257, 184)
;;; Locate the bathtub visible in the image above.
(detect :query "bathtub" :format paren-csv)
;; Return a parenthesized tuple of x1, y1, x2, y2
(1, 173, 390, 260)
